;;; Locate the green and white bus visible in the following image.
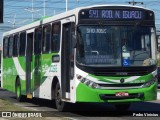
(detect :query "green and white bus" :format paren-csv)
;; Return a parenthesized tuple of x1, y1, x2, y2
(1, 5, 158, 111)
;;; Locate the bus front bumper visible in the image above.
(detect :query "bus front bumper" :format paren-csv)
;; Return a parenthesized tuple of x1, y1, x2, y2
(76, 82, 157, 103)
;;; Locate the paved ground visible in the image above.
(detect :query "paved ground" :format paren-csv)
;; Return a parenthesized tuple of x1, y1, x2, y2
(0, 88, 160, 120)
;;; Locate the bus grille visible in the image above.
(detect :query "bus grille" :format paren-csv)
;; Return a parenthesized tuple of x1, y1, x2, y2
(92, 69, 149, 76)
(97, 83, 144, 89)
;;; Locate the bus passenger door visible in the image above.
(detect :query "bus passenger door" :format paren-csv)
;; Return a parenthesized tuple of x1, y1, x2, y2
(26, 32, 33, 98)
(33, 27, 42, 98)
(61, 22, 75, 99)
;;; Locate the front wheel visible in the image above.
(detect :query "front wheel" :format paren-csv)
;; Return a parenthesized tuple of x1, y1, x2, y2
(55, 82, 68, 111)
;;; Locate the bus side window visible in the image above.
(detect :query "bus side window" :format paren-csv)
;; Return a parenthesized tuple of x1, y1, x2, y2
(34, 27, 42, 55)
(13, 34, 19, 57)
(19, 32, 26, 56)
(3, 37, 9, 58)
(51, 22, 61, 52)
(42, 24, 51, 53)
(8, 36, 13, 57)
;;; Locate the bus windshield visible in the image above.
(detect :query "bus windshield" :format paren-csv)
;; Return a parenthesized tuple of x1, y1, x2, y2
(76, 25, 153, 67)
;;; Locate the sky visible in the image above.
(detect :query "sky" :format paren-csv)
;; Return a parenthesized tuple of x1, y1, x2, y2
(0, 0, 160, 45)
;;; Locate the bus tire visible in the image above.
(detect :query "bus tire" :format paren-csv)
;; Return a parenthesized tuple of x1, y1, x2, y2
(15, 78, 23, 102)
(55, 82, 68, 111)
(115, 103, 131, 111)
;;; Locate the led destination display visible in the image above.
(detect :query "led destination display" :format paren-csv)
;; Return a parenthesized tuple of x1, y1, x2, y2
(89, 10, 142, 19)
(80, 9, 145, 20)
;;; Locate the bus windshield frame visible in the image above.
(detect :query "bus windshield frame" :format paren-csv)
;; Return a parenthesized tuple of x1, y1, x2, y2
(76, 7, 156, 68)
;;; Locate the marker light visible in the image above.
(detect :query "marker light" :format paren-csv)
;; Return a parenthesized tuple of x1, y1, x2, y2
(77, 75, 99, 89)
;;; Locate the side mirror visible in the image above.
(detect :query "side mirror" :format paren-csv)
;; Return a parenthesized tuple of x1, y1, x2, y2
(72, 34, 77, 48)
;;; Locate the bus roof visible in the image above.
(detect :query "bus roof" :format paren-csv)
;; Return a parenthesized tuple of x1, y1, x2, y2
(2, 4, 152, 37)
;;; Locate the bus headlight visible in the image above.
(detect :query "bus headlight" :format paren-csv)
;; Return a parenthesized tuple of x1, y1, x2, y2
(76, 75, 99, 89)
(90, 82, 99, 89)
(142, 77, 157, 88)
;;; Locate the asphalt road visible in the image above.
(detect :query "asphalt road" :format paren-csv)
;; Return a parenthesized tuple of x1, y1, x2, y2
(0, 88, 160, 120)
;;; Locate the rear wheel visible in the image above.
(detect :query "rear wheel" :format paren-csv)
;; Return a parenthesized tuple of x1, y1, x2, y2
(15, 78, 23, 102)
(55, 82, 68, 111)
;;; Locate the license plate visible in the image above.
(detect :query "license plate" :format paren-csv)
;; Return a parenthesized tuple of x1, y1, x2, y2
(115, 92, 129, 97)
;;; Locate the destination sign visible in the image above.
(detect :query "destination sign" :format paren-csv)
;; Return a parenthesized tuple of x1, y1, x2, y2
(80, 9, 144, 20)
